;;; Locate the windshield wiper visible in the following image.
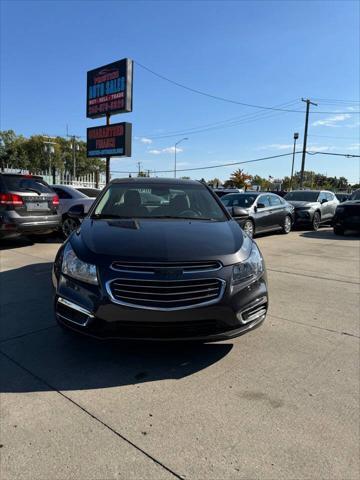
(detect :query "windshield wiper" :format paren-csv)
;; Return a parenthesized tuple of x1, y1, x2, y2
(150, 215, 218, 221)
(91, 214, 149, 219)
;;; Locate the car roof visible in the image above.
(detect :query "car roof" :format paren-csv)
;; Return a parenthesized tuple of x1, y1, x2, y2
(110, 177, 201, 186)
(53, 184, 81, 191)
(0, 173, 43, 178)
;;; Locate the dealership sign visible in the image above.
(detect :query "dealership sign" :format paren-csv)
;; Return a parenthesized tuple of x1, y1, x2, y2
(87, 123, 132, 158)
(86, 59, 133, 118)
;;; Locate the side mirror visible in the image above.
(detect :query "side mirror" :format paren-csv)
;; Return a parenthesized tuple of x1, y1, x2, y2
(257, 202, 266, 209)
(68, 204, 85, 219)
(321, 198, 328, 204)
(231, 206, 249, 218)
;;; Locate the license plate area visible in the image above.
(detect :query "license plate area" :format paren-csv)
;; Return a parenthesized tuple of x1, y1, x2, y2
(26, 202, 49, 211)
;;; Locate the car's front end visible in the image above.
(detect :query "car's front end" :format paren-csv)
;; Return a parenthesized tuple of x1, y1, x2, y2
(53, 234, 267, 342)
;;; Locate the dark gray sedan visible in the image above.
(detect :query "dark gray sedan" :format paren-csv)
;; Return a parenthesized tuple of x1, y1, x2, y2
(221, 192, 294, 238)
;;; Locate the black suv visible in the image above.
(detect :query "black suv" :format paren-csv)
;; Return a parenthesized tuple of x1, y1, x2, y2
(0, 173, 61, 239)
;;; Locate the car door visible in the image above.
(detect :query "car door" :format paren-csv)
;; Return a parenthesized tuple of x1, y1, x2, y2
(317, 191, 329, 220)
(268, 194, 285, 228)
(254, 194, 272, 231)
(326, 192, 338, 219)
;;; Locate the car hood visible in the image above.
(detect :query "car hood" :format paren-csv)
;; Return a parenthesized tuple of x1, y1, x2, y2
(70, 218, 250, 266)
(287, 200, 318, 208)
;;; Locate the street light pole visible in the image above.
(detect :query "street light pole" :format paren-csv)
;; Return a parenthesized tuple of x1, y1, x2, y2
(174, 137, 188, 178)
(290, 132, 299, 191)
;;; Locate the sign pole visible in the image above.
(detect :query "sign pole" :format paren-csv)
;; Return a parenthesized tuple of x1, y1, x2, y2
(106, 113, 111, 184)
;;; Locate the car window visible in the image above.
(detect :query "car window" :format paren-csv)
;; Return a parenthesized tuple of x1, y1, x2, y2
(284, 191, 319, 202)
(53, 187, 72, 199)
(93, 182, 227, 221)
(318, 192, 327, 202)
(2, 175, 54, 194)
(257, 195, 271, 207)
(269, 195, 282, 206)
(352, 190, 360, 200)
(326, 192, 334, 201)
(221, 194, 257, 207)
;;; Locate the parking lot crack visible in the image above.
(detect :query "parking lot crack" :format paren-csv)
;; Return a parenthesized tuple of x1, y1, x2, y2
(0, 350, 185, 480)
(0, 325, 57, 344)
(268, 314, 360, 338)
(267, 268, 359, 285)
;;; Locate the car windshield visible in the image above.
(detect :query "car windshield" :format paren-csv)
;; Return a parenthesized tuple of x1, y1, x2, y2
(2, 175, 53, 194)
(221, 194, 257, 207)
(92, 182, 227, 221)
(284, 191, 319, 202)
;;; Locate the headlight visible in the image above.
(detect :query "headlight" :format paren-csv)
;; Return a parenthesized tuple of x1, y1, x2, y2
(232, 244, 264, 285)
(62, 242, 98, 285)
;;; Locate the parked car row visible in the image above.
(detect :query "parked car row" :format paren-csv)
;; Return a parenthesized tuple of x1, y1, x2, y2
(215, 188, 360, 238)
(1, 172, 359, 241)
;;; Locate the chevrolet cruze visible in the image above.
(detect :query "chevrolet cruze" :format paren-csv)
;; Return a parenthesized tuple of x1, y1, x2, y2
(52, 178, 268, 341)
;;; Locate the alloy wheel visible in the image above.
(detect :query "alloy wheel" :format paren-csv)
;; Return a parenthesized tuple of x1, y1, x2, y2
(62, 217, 79, 238)
(243, 220, 254, 238)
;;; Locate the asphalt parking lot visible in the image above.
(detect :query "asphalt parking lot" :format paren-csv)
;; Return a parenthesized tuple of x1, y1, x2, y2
(0, 228, 359, 480)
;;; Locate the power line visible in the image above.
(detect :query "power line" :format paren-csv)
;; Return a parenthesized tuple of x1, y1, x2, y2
(307, 151, 360, 158)
(139, 100, 300, 139)
(312, 97, 360, 104)
(111, 150, 359, 175)
(135, 61, 360, 114)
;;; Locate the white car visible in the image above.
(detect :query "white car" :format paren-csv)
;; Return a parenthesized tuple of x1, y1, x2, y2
(52, 185, 96, 237)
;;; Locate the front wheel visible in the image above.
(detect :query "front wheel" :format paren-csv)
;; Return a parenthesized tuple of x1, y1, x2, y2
(281, 215, 292, 234)
(312, 211, 321, 231)
(243, 219, 255, 238)
(62, 216, 80, 238)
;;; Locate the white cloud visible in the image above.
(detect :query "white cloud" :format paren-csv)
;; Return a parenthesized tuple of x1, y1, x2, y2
(177, 161, 190, 167)
(347, 143, 360, 151)
(148, 146, 183, 155)
(312, 114, 351, 127)
(306, 145, 333, 152)
(140, 137, 153, 144)
(258, 144, 294, 151)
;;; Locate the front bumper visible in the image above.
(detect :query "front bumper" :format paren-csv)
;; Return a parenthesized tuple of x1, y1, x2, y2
(54, 272, 268, 342)
(293, 209, 313, 226)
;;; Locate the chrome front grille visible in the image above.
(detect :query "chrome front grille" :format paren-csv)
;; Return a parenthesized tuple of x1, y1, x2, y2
(110, 260, 222, 274)
(107, 278, 226, 310)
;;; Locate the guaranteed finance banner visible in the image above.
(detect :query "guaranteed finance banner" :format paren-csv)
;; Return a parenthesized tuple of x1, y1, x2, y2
(87, 123, 132, 158)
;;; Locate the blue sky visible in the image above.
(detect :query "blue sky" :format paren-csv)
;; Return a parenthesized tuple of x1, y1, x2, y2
(1, 0, 359, 183)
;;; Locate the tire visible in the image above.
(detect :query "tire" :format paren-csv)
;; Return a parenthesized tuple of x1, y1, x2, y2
(334, 226, 345, 236)
(281, 215, 292, 234)
(243, 219, 255, 238)
(311, 211, 321, 231)
(62, 216, 80, 238)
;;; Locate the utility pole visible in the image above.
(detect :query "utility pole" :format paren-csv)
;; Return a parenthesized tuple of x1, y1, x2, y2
(137, 161, 141, 176)
(300, 98, 317, 188)
(290, 132, 299, 191)
(72, 136, 76, 178)
(105, 113, 111, 184)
